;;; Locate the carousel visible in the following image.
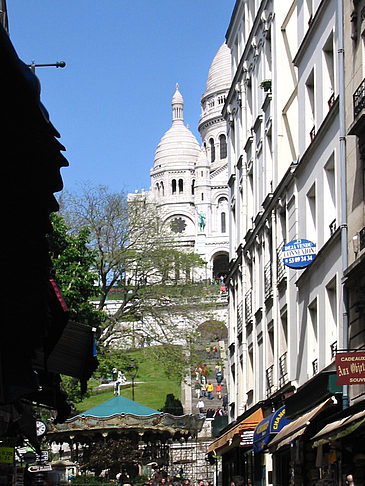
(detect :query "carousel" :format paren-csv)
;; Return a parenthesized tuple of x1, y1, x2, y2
(47, 396, 204, 478)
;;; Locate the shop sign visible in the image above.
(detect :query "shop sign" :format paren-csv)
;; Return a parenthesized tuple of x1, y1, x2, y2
(335, 351, 365, 385)
(0, 448, 14, 464)
(28, 465, 52, 473)
(239, 430, 254, 447)
(282, 239, 316, 269)
(253, 406, 290, 453)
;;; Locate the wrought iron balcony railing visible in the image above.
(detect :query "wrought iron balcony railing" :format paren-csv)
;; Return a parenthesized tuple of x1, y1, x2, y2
(237, 300, 243, 335)
(279, 351, 288, 388)
(330, 341, 337, 360)
(245, 288, 253, 323)
(329, 219, 337, 236)
(276, 241, 286, 283)
(312, 358, 318, 375)
(264, 261, 273, 299)
(354, 78, 365, 118)
(266, 364, 274, 396)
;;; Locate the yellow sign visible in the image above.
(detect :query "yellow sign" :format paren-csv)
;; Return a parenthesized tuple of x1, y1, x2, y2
(0, 447, 14, 464)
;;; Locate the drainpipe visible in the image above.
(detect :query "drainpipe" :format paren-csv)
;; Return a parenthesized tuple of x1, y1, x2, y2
(337, 0, 349, 410)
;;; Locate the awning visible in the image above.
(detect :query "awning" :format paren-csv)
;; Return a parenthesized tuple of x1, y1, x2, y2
(208, 408, 263, 454)
(253, 405, 290, 452)
(268, 397, 335, 452)
(312, 409, 365, 447)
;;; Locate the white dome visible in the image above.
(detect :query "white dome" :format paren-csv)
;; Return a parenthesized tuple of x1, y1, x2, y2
(205, 43, 231, 95)
(154, 85, 200, 169)
(154, 124, 200, 168)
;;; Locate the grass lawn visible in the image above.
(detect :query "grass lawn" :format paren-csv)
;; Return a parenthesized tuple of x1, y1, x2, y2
(76, 347, 181, 413)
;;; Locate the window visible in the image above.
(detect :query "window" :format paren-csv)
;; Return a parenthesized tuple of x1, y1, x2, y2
(209, 138, 215, 163)
(201, 193, 204, 201)
(326, 277, 337, 361)
(323, 32, 335, 111)
(306, 183, 316, 244)
(172, 179, 176, 194)
(160, 181, 164, 196)
(305, 69, 315, 142)
(219, 134, 227, 159)
(221, 212, 226, 233)
(178, 179, 183, 194)
(308, 298, 318, 376)
(191, 179, 195, 195)
(324, 154, 336, 239)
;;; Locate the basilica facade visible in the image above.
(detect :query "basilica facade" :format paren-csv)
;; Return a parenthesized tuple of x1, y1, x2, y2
(130, 43, 231, 282)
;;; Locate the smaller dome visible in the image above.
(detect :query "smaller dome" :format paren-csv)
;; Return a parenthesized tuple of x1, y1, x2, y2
(205, 43, 231, 95)
(172, 83, 184, 105)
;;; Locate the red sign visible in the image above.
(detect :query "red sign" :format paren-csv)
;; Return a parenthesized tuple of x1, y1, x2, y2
(335, 352, 365, 385)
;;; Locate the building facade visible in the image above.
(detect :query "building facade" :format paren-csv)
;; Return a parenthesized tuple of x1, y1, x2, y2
(130, 44, 232, 282)
(207, 2, 364, 486)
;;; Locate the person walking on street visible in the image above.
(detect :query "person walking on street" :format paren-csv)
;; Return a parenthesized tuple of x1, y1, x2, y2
(215, 383, 222, 399)
(196, 398, 205, 415)
(206, 381, 214, 399)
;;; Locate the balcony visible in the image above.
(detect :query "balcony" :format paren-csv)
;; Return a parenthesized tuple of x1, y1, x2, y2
(330, 341, 337, 360)
(237, 300, 243, 335)
(276, 241, 286, 283)
(266, 364, 274, 397)
(245, 288, 253, 324)
(329, 219, 337, 236)
(349, 78, 365, 137)
(264, 261, 273, 300)
(279, 352, 288, 388)
(312, 358, 318, 375)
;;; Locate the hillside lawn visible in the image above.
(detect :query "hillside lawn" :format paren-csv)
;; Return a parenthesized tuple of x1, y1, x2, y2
(76, 347, 182, 413)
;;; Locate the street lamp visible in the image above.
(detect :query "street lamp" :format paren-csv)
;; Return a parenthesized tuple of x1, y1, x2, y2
(127, 359, 138, 401)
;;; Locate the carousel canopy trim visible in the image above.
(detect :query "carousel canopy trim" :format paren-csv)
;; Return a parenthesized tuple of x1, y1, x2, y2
(47, 397, 205, 439)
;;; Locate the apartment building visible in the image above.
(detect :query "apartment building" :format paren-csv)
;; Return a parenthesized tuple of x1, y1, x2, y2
(207, 2, 359, 485)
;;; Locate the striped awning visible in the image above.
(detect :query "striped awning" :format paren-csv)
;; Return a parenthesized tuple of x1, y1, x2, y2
(208, 408, 263, 454)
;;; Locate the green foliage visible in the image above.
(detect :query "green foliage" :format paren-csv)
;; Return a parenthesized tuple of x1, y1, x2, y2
(159, 393, 183, 416)
(71, 476, 110, 486)
(94, 348, 133, 379)
(47, 213, 105, 329)
(61, 376, 91, 404)
(86, 437, 140, 477)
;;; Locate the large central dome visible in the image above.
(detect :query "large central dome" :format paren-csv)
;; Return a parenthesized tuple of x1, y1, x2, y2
(154, 84, 200, 169)
(205, 43, 231, 96)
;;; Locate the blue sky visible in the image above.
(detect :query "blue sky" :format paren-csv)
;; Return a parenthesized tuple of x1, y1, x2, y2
(8, 1, 235, 195)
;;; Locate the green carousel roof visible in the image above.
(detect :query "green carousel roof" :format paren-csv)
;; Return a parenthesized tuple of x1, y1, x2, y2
(47, 396, 204, 440)
(78, 396, 160, 418)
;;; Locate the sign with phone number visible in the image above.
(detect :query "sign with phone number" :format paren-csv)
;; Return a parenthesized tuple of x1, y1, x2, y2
(282, 239, 316, 269)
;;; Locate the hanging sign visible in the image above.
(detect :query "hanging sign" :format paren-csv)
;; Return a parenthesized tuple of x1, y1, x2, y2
(335, 352, 365, 385)
(239, 430, 254, 447)
(282, 239, 316, 269)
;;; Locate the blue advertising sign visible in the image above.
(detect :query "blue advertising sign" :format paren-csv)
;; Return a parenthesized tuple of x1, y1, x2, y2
(253, 406, 290, 453)
(282, 239, 316, 269)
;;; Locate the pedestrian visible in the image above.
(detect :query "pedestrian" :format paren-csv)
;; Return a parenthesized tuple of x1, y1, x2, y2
(345, 474, 355, 486)
(195, 381, 202, 398)
(214, 346, 219, 359)
(196, 398, 205, 415)
(222, 393, 228, 411)
(206, 381, 214, 399)
(206, 346, 211, 359)
(215, 383, 222, 399)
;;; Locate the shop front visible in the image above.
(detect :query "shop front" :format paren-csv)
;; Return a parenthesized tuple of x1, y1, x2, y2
(268, 397, 339, 486)
(207, 408, 263, 486)
(310, 403, 365, 485)
(253, 406, 290, 486)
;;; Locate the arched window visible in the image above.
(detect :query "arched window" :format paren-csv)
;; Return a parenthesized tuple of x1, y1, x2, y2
(156, 183, 159, 195)
(172, 179, 176, 194)
(209, 138, 215, 163)
(221, 212, 226, 233)
(191, 179, 195, 195)
(160, 181, 164, 196)
(219, 134, 227, 159)
(178, 179, 183, 193)
(201, 193, 204, 201)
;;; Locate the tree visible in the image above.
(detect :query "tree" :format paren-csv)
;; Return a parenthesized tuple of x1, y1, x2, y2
(159, 393, 184, 415)
(47, 212, 105, 330)
(59, 184, 219, 376)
